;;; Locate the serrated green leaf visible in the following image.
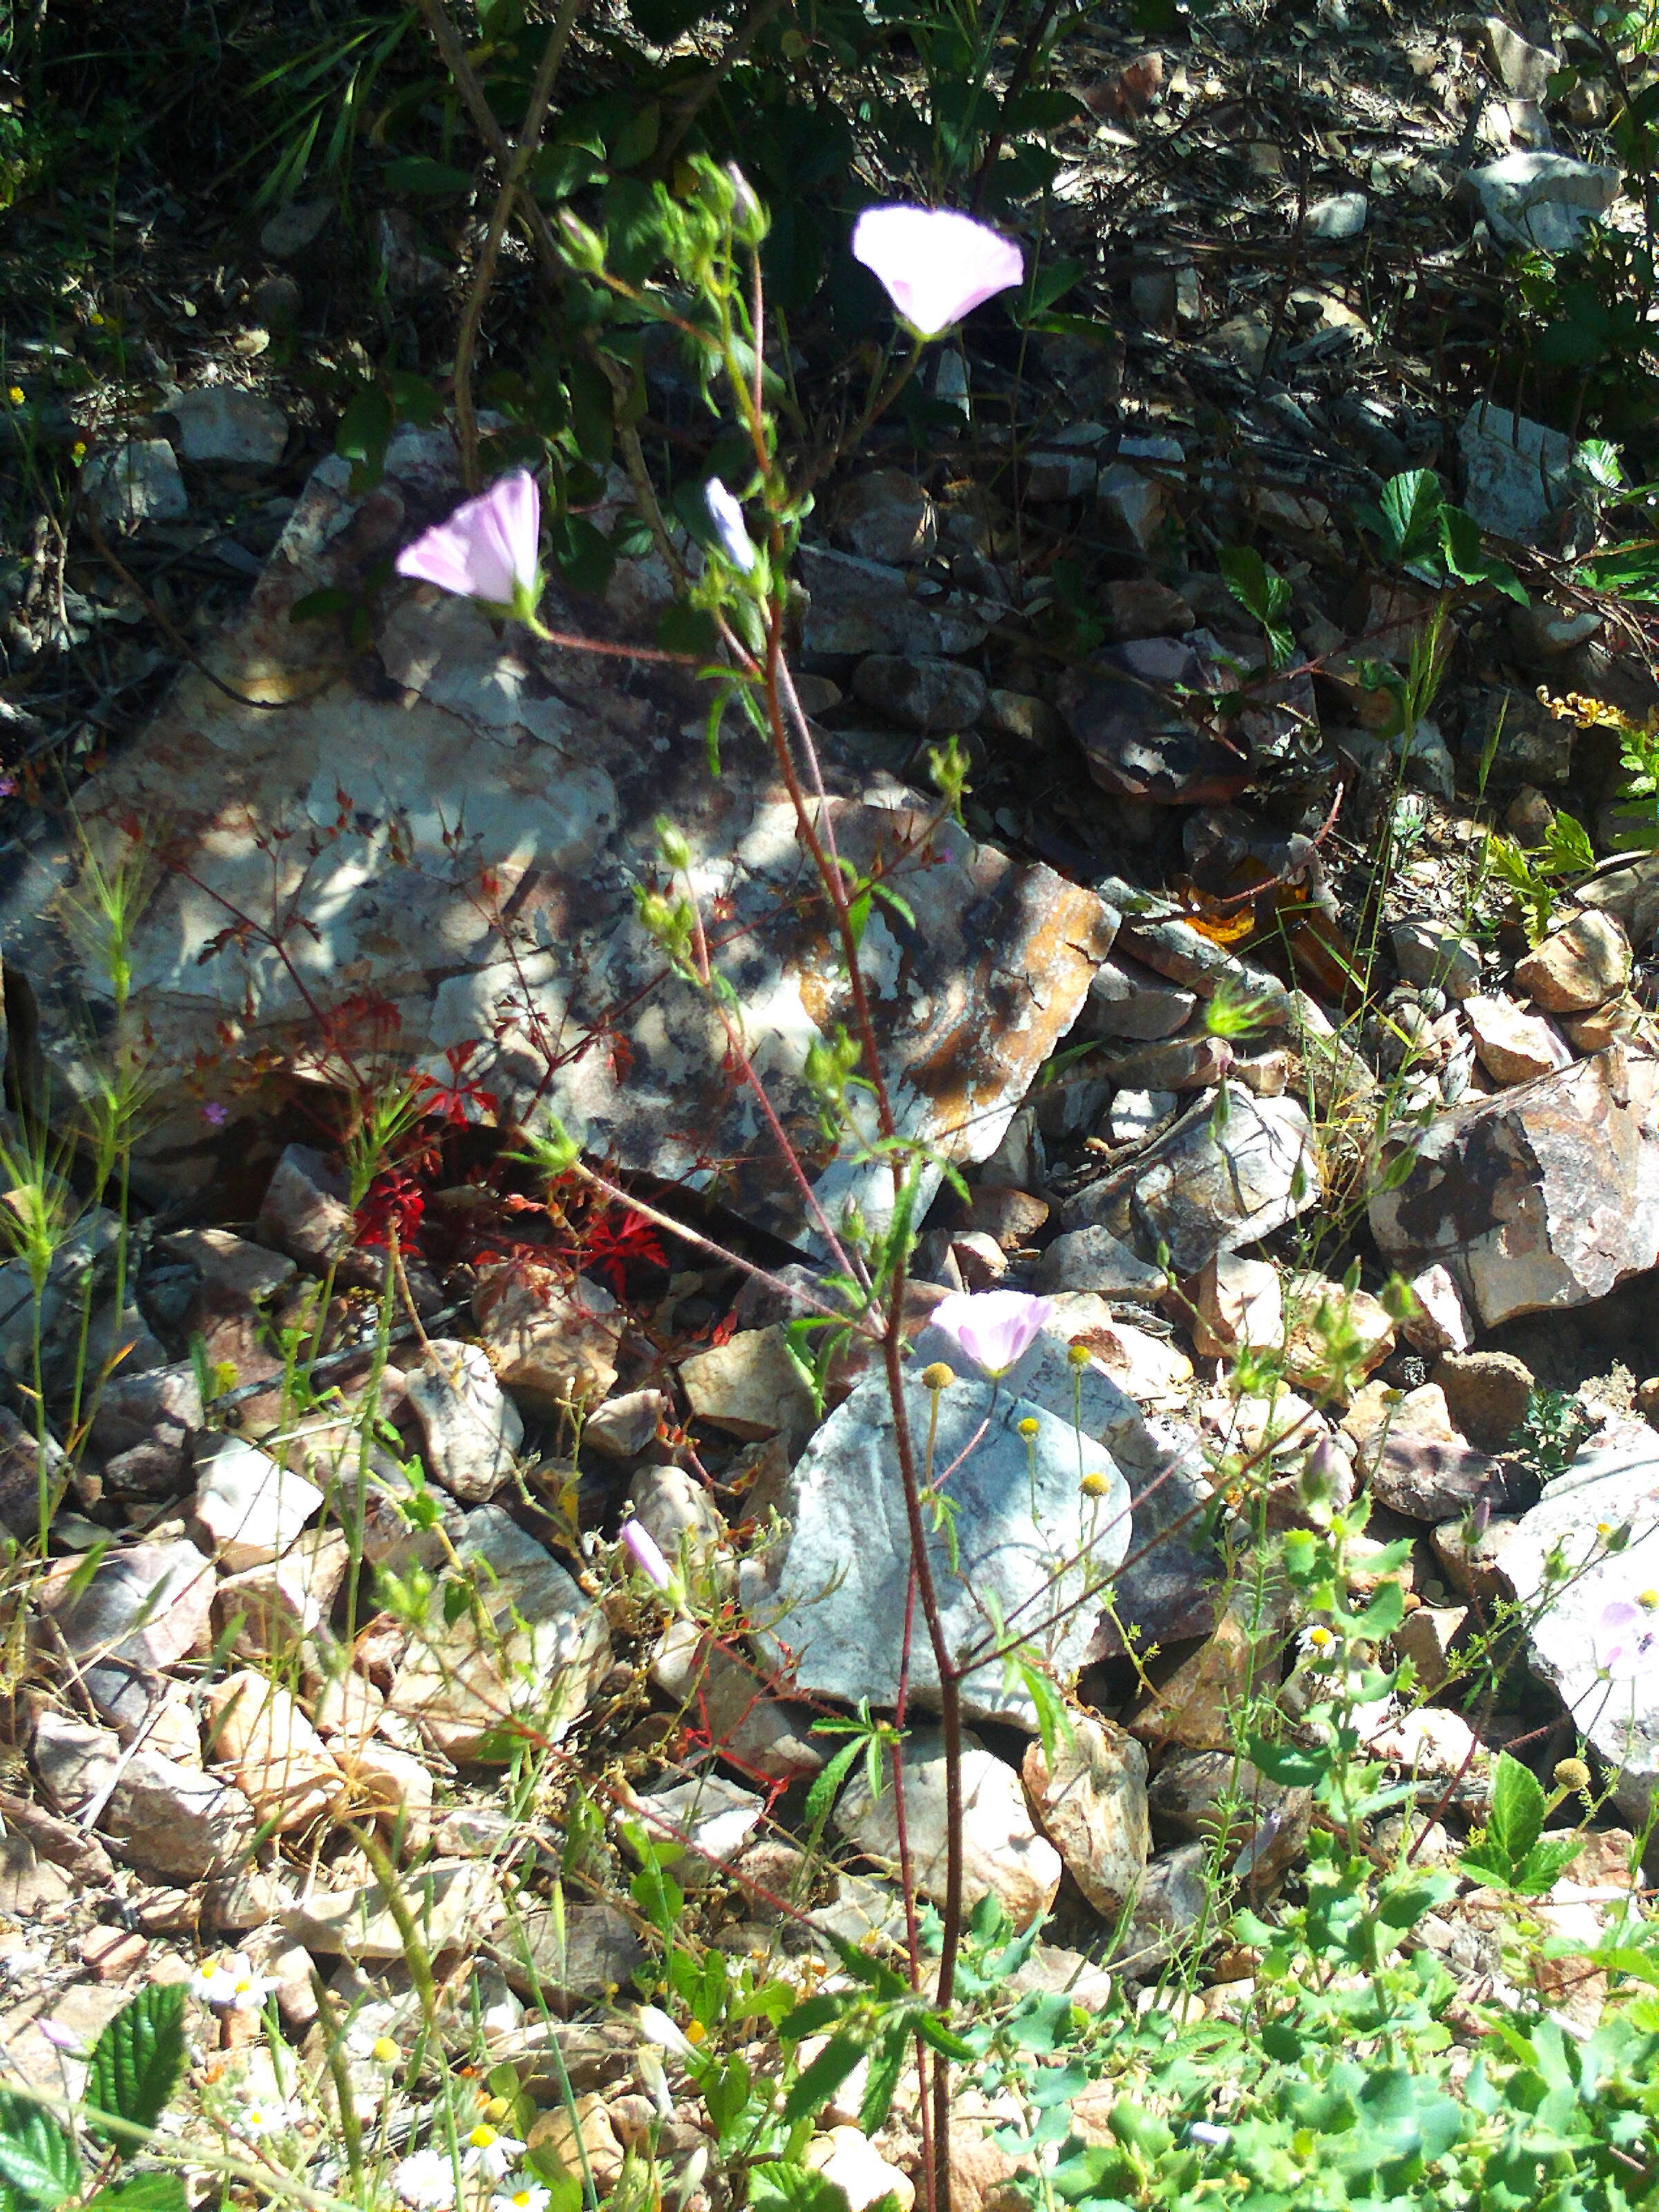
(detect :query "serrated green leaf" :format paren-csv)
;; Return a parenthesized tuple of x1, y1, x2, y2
(782, 2032, 867, 2126)
(803, 1734, 865, 1830)
(1377, 469, 1443, 565)
(0, 2098, 78, 2209)
(85, 1985, 187, 2144)
(858, 2023, 911, 2133)
(84, 2177, 188, 2212)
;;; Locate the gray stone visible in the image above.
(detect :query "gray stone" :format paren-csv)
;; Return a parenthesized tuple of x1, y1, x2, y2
(39, 1537, 216, 1730)
(1513, 910, 1632, 1013)
(1501, 1419, 1659, 1824)
(1465, 151, 1621, 256)
(1459, 404, 1575, 542)
(1581, 857, 1659, 955)
(1033, 1224, 1167, 1302)
(82, 440, 187, 532)
(678, 1327, 816, 1456)
(167, 386, 288, 467)
(1394, 1601, 1468, 1696)
(628, 1772, 765, 1883)
(281, 1857, 494, 1958)
(1132, 1088, 1319, 1273)
(836, 1727, 1061, 1931)
(474, 1264, 619, 1412)
(651, 1618, 823, 1781)
(1358, 1382, 1503, 1522)
(1102, 888, 1293, 1025)
(252, 274, 303, 327)
(982, 690, 1066, 746)
(1370, 1045, 1659, 1326)
(1026, 449, 1098, 502)
(260, 199, 332, 258)
(1463, 684, 1575, 782)
(158, 1226, 296, 1302)
(797, 545, 992, 659)
(89, 1362, 203, 1498)
(1103, 1087, 1178, 1149)
(0, 1409, 63, 1541)
(627, 1464, 727, 1594)
(1391, 919, 1482, 1000)
(189, 1437, 324, 1571)
(851, 655, 988, 733)
(390, 1503, 610, 1759)
(830, 471, 937, 565)
(1022, 1713, 1149, 1915)
(1099, 437, 1183, 554)
(406, 1339, 523, 1502)
(1484, 18, 1559, 100)
(1097, 1032, 1233, 1094)
(583, 1387, 666, 1458)
(1081, 955, 1197, 1041)
(1108, 1842, 1208, 1976)
(1304, 191, 1367, 238)
(494, 1903, 645, 2008)
(33, 1712, 254, 1880)
(744, 1368, 1131, 1726)
(0, 432, 1116, 1250)
(256, 1143, 379, 1287)
(1145, 1748, 1311, 1889)
(1058, 633, 1259, 805)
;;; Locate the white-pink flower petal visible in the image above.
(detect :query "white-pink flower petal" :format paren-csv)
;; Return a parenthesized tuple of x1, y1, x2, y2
(852, 205, 1024, 339)
(930, 1289, 1056, 1380)
(395, 469, 541, 606)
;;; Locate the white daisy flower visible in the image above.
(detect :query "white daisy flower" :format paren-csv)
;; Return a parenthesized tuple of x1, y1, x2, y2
(225, 1960, 279, 2011)
(461, 2126, 525, 2180)
(492, 2182, 552, 2212)
(232, 2096, 295, 2141)
(1298, 1622, 1339, 1667)
(192, 1953, 252, 2005)
(395, 2150, 458, 2209)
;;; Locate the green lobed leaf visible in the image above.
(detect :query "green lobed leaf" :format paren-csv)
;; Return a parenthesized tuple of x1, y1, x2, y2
(84, 2179, 189, 2212)
(84, 1985, 187, 2144)
(782, 2032, 868, 2126)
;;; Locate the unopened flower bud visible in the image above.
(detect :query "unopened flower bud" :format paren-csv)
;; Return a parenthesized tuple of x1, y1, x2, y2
(557, 209, 607, 276)
(724, 162, 768, 245)
(921, 1362, 955, 1391)
(655, 816, 692, 872)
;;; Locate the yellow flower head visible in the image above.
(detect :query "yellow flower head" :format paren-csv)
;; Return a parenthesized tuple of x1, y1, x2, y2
(467, 2126, 499, 2152)
(1066, 1340, 1091, 1367)
(371, 2036, 400, 2065)
(1553, 1756, 1591, 1793)
(1080, 1471, 1109, 1498)
(6, 387, 22, 407)
(921, 1361, 955, 1391)
(1018, 1415, 1040, 1438)
(70, 441, 86, 465)
(1639, 1590, 1658, 1611)
(683, 2018, 707, 2045)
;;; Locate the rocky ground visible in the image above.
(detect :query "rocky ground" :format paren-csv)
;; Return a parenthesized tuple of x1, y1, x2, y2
(3, 0, 1659, 2201)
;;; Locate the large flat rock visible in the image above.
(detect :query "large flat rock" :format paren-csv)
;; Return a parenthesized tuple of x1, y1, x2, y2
(0, 430, 1116, 1244)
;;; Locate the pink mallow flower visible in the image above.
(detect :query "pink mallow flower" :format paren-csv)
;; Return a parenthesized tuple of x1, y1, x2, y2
(619, 1518, 675, 1590)
(1593, 1597, 1656, 1682)
(931, 1290, 1056, 1380)
(395, 469, 541, 613)
(704, 479, 757, 573)
(851, 205, 1024, 339)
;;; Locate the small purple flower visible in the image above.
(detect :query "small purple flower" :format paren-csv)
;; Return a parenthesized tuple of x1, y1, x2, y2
(930, 1290, 1057, 1381)
(851, 205, 1024, 339)
(202, 1100, 229, 1127)
(0, 776, 17, 799)
(619, 1519, 674, 1589)
(704, 480, 757, 573)
(36, 2021, 82, 2054)
(395, 470, 541, 611)
(1593, 1597, 1656, 1681)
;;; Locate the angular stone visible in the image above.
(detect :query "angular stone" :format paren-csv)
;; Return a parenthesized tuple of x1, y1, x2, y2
(1394, 1602, 1468, 1696)
(390, 1504, 610, 1759)
(627, 1772, 765, 1884)
(167, 386, 288, 467)
(1434, 1349, 1533, 1452)
(830, 471, 937, 566)
(0, 433, 1114, 1249)
(797, 544, 991, 659)
(216, 1557, 321, 1662)
(1102, 1087, 1178, 1149)
(1513, 910, 1632, 1012)
(959, 1185, 1049, 1249)
(1391, 920, 1481, 1001)
(472, 1264, 619, 1412)
(1145, 1748, 1311, 1888)
(1402, 1262, 1475, 1354)
(280, 1857, 494, 1959)
(744, 1369, 1130, 1726)
(851, 655, 987, 733)
(1058, 635, 1255, 805)
(82, 440, 187, 532)
(1026, 449, 1098, 502)
(0, 1411, 63, 1541)
(651, 1619, 823, 1782)
(336, 1737, 433, 1853)
(1432, 1509, 1521, 1602)
(406, 1340, 523, 1502)
(1098, 1032, 1232, 1092)
(1501, 1418, 1659, 1824)
(1108, 1842, 1209, 1974)
(160, 1227, 297, 1304)
(1465, 993, 1572, 1085)
(1358, 1383, 1502, 1522)
(190, 1438, 324, 1571)
(1081, 954, 1197, 1041)
(1281, 1273, 1395, 1394)
(1186, 1251, 1284, 1358)
(1133, 1089, 1320, 1273)
(806, 2131, 914, 2212)
(678, 1327, 818, 1452)
(35, 1712, 255, 1880)
(1131, 1597, 1280, 1751)
(1103, 579, 1194, 641)
(206, 1671, 345, 1832)
(836, 1727, 1061, 1931)
(1484, 17, 1558, 98)
(1370, 1046, 1659, 1325)
(982, 689, 1066, 746)
(626, 1465, 727, 1594)
(40, 1537, 216, 1730)
(581, 1388, 666, 1458)
(1022, 1713, 1150, 1916)
(494, 1902, 645, 2007)
(1033, 1225, 1167, 1301)
(1465, 152, 1619, 259)
(1304, 190, 1367, 238)
(260, 199, 331, 257)
(89, 1362, 204, 1497)
(256, 1145, 378, 1286)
